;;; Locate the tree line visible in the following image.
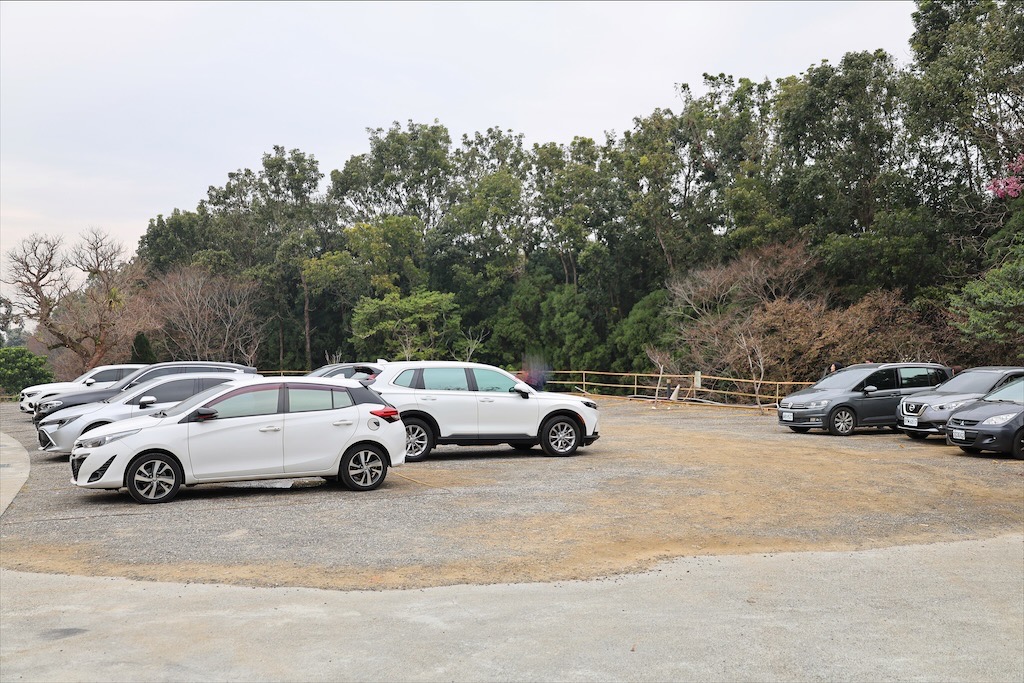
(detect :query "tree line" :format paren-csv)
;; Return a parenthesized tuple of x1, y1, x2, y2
(3, 0, 1022, 384)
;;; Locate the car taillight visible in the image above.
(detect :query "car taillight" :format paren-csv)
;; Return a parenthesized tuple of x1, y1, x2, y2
(370, 407, 401, 423)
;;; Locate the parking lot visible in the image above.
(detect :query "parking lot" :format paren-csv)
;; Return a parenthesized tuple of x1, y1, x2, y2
(1, 399, 1022, 682)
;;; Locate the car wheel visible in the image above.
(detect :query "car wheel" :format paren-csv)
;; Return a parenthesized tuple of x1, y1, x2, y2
(339, 444, 387, 491)
(508, 442, 536, 452)
(959, 446, 982, 454)
(788, 426, 811, 434)
(827, 407, 856, 436)
(404, 418, 434, 462)
(905, 431, 928, 440)
(125, 453, 182, 504)
(1012, 429, 1023, 460)
(540, 416, 581, 456)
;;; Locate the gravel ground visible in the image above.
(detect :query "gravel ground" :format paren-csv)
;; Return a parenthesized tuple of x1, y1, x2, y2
(1, 399, 1022, 590)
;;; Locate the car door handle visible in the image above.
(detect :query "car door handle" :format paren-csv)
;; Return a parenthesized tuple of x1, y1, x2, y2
(258, 426, 281, 432)
(421, 397, 437, 401)
(332, 420, 354, 426)
(480, 398, 495, 403)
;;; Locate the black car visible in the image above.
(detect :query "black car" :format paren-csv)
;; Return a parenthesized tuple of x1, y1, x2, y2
(778, 362, 952, 436)
(32, 361, 258, 424)
(945, 377, 1024, 458)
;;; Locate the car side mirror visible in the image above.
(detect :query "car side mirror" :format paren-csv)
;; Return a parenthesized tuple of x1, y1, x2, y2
(138, 395, 157, 409)
(863, 385, 878, 394)
(512, 382, 533, 398)
(194, 407, 218, 421)
(84, 378, 95, 386)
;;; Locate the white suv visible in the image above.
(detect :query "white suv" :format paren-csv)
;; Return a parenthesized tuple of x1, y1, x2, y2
(368, 361, 600, 460)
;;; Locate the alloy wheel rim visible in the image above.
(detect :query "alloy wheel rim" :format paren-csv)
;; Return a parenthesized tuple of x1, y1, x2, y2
(134, 460, 175, 500)
(835, 411, 854, 433)
(407, 426, 428, 456)
(549, 422, 577, 453)
(349, 450, 383, 486)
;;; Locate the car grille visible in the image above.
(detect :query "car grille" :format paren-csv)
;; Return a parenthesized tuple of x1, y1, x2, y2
(779, 401, 807, 409)
(37, 429, 55, 449)
(902, 403, 926, 416)
(948, 417, 979, 427)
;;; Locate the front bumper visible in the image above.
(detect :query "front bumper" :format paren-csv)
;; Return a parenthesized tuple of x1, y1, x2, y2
(37, 424, 74, 453)
(70, 446, 126, 489)
(777, 408, 827, 429)
(584, 432, 600, 446)
(945, 424, 1017, 454)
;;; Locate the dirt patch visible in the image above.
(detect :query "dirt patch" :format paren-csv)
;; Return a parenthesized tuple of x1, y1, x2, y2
(2, 400, 1021, 590)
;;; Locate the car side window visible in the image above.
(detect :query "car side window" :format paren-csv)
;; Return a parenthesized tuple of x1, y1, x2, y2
(198, 377, 231, 391)
(144, 379, 198, 404)
(332, 389, 354, 409)
(859, 369, 897, 391)
(128, 367, 181, 388)
(899, 367, 934, 389)
(473, 368, 518, 393)
(288, 386, 334, 412)
(207, 386, 280, 419)
(393, 369, 417, 388)
(422, 368, 470, 391)
(91, 369, 121, 383)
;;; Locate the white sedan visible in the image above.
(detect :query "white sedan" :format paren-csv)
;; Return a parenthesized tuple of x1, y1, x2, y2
(69, 377, 406, 504)
(19, 364, 145, 413)
(38, 372, 253, 453)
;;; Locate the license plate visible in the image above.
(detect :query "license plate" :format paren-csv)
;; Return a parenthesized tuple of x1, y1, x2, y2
(904, 416, 918, 427)
(782, 412, 794, 422)
(952, 429, 966, 441)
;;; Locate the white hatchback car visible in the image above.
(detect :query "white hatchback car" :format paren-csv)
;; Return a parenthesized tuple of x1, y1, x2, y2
(38, 372, 255, 454)
(69, 377, 406, 504)
(368, 361, 600, 460)
(19, 364, 145, 413)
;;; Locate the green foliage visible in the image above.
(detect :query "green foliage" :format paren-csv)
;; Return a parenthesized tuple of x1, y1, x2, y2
(351, 290, 462, 361)
(0, 347, 53, 395)
(130, 332, 158, 364)
(950, 243, 1024, 359)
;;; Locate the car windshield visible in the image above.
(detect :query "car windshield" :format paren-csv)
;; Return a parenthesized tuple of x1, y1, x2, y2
(71, 371, 92, 383)
(813, 367, 875, 390)
(308, 365, 341, 377)
(108, 367, 150, 392)
(982, 377, 1024, 404)
(936, 371, 1006, 394)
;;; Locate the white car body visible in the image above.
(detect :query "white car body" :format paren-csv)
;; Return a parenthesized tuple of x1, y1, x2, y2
(38, 372, 258, 454)
(70, 376, 406, 504)
(368, 360, 600, 459)
(19, 364, 145, 413)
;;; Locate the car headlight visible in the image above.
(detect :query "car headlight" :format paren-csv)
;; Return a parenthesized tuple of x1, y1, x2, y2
(935, 401, 968, 411)
(981, 413, 1020, 426)
(22, 391, 39, 398)
(75, 429, 141, 450)
(42, 414, 81, 428)
(39, 400, 63, 412)
(807, 399, 831, 409)
(581, 400, 598, 410)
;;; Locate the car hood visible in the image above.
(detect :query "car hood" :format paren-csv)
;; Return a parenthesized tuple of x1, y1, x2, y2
(782, 387, 849, 401)
(949, 400, 1024, 422)
(902, 391, 984, 405)
(23, 382, 84, 396)
(71, 413, 168, 445)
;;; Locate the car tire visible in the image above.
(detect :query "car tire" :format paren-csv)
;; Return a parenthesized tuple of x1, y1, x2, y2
(959, 446, 982, 454)
(788, 426, 811, 434)
(508, 442, 536, 452)
(1012, 429, 1023, 460)
(125, 453, 182, 504)
(540, 415, 581, 456)
(339, 444, 387, 491)
(404, 418, 434, 462)
(905, 431, 928, 440)
(827, 407, 856, 436)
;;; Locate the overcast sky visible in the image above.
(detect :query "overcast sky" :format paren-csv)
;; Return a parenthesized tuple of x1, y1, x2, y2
(0, 0, 918, 273)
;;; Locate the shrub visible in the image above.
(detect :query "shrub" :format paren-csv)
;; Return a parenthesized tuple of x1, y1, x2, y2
(0, 347, 54, 396)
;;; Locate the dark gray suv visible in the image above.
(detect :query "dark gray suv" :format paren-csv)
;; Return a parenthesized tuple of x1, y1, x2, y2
(778, 362, 952, 436)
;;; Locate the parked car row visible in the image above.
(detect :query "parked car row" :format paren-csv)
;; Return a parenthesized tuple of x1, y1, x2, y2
(18, 359, 601, 505)
(778, 363, 1024, 458)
